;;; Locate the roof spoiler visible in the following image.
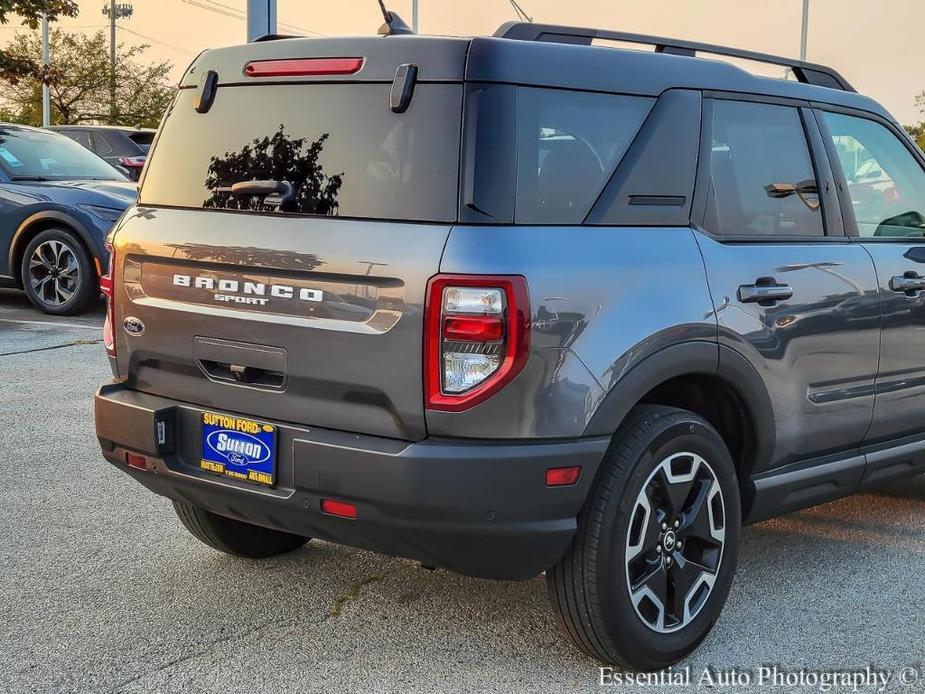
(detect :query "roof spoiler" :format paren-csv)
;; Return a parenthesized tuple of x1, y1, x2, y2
(494, 22, 855, 92)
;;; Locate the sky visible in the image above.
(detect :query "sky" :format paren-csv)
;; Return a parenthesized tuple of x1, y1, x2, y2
(4, 0, 924, 124)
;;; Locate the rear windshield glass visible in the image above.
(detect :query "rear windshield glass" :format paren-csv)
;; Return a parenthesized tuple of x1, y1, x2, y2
(128, 131, 155, 153)
(140, 83, 462, 222)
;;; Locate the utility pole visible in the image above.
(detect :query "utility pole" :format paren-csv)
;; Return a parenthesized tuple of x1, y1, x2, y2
(102, 1, 133, 124)
(247, 0, 277, 42)
(41, 13, 50, 127)
(412, 0, 418, 32)
(800, 0, 809, 61)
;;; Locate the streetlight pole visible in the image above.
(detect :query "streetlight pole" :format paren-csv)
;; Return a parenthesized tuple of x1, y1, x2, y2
(109, 0, 116, 123)
(800, 0, 809, 61)
(41, 13, 50, 127)
(412, 0, 418, 32)
(247, 0, 277, 42)
(102, 2, 133, 124)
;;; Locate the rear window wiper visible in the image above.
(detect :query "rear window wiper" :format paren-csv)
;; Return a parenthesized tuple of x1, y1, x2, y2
(223, 179, 296, 208)
(9, 175, 51, 181)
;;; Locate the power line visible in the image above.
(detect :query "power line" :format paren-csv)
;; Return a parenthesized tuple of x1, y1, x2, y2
(180, 0, 324, 37)
(115, 25, 198, 56)
(0, 23, 111, 30)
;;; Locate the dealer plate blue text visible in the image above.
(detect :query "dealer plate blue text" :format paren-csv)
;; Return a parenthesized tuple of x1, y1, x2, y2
(200, 412, 276, 486)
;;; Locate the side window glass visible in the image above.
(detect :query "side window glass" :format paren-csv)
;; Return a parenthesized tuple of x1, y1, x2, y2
(822, 112, 925, 238)
(91, 131, 115, 156)
(514, 89, 652, 224)
(68, 130, 91, 148)
(707, 100, 823, 237)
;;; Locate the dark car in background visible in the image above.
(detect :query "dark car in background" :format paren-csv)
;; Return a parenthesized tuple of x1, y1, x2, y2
(49, 125, 155, 181)
(0, 124, 136, 315)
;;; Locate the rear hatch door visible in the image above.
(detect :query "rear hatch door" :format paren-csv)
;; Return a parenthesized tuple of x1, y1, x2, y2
(112, 37, 467, 440)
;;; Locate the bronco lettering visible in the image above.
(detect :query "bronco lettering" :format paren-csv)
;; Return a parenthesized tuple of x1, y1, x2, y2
(172, 274, 323, 302)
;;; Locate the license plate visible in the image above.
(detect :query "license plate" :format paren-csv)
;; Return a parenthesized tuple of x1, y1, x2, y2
(200, 412, 276, 486)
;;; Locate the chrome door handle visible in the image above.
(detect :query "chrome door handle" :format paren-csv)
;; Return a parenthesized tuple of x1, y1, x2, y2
(889, 274, 925, 293)
(737, 282, 793, 304)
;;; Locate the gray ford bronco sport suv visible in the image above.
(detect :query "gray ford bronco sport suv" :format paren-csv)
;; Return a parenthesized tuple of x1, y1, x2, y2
(94, 16, 925, 670)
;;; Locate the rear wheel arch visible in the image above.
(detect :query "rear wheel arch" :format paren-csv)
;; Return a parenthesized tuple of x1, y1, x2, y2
(584, 342, 775, 519)
(10, 212, 99, 286)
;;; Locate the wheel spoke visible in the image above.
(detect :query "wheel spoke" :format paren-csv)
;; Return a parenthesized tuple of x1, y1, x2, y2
(679, 478, 715, 543)
(626, 493, 667, 562)
(59, 257, 78, 278)
(30, 255, 53, 271)
(630, 561, 668, 630)
(668, 552, 713, 622)
(54, 278, 73, 303)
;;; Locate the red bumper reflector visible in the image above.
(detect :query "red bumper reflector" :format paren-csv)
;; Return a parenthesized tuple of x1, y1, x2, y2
(125, 453, 148, 471)
(443, 315, 504, 342)
(545, 466, 581, 487)
(320, 499, 357, 519)
(244, 57, 364, 78)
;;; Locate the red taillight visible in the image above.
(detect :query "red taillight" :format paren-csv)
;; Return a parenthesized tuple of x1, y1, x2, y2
(320, 499, 357, 519)
(118, 156, 145, 168)
(425, 275, 530, 412)
(101, 241, 115, 358)
(244, 57, 364, 78)
(545, 466, 581, 487)
(443, 315, 504, 342)
(125, 452, 148, 471)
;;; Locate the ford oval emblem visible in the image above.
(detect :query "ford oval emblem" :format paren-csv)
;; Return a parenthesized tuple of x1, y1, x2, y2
(123, 316, 145, 337)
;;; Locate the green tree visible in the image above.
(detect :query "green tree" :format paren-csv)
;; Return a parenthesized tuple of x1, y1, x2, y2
(0, 0, 77, 82)
(909, 91, 925, 152)
(0, 29, 173, 127)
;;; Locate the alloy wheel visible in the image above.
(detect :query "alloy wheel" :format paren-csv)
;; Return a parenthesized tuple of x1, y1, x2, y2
(28, 239, 80, 307)
(625, 451, 726, 633)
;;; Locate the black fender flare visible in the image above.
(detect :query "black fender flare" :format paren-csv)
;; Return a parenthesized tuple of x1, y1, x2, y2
(583, 341, 776, 474)
(8, 210, 101, 283)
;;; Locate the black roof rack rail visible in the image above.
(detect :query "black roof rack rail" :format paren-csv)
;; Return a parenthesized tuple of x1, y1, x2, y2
(493, 22, 855, 92)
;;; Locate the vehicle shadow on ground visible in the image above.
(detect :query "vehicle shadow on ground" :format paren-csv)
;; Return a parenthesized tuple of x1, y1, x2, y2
(142, 474, 925, 682)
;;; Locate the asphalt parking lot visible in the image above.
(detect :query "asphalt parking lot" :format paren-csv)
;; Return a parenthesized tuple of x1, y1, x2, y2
(2, 287, 925, 694)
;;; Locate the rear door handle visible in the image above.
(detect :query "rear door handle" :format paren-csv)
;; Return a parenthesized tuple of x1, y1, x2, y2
(889, 274, 925, 293)
(737, 281, 793, 304)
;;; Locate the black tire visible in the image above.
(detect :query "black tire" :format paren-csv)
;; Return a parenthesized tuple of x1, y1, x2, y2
(173, 500, 309, 559)
(20, 228, 97, 316)
(547, 405, 741, 670)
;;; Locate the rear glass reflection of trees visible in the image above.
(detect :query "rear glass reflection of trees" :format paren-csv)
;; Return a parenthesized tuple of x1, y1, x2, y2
(203, 125, 343, 215)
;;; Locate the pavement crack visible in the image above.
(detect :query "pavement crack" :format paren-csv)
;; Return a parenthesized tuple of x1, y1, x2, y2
(0, 338, 101, 357)
(107, 618, 291, 693)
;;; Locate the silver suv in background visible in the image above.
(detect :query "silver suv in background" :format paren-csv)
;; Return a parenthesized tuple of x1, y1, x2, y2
(93, 18, 925, 670)
(49, 125, 155, 181)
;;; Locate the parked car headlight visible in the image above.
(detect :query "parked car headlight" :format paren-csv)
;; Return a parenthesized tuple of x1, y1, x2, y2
(78, 204, 125, 224)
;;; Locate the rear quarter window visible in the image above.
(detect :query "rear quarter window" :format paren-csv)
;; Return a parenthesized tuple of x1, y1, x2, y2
(461, 85, 653, 225)
(140, 83, 462, 223)
(515, 88, 653, 224)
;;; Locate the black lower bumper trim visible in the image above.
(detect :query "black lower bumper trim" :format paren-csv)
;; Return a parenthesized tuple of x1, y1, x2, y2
(95, 383, 609, 580)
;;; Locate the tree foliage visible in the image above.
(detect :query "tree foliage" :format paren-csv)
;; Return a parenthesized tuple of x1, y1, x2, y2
(204, 126, 344, 216)
(0, 29, 174, 127)
(908, 91, 925, 152)
(0, 0, 77, 81)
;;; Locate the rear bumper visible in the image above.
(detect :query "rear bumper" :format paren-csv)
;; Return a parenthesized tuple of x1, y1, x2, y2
(94, 382, 608, 579)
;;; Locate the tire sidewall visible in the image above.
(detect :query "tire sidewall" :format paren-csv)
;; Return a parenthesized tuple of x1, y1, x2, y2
(592, 416, 741, 669)
(20, 228, 95, 316)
